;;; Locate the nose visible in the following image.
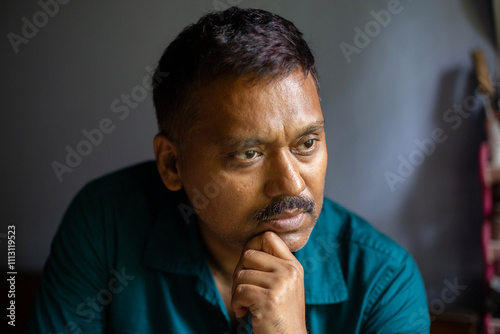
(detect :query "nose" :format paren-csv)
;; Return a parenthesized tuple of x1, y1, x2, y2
(263, 149, 306, 198)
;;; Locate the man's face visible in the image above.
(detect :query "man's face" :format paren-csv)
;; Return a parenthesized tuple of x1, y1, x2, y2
(178, 71, 327, 253)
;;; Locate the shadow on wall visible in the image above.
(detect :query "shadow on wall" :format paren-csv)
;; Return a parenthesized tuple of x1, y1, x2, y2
(398, 67, 485, 314)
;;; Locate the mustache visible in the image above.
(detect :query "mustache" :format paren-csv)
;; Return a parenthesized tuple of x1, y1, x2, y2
(250, 195, 316, 221)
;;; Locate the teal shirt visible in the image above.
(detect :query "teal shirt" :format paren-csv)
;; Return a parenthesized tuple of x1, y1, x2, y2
(27, 162, 430, 333)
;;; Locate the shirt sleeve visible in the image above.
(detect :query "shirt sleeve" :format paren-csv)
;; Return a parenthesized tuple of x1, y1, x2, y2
(26, 185, 110, 334)
(361, 252, 431, 334)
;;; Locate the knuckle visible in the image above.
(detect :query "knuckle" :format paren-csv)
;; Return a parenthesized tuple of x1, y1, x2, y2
(243, 249, 255, 258)
(282, 261, 303, 280)
(262, 231, 276, 244)
(295, 261, 304, 275)
(261, 231, 275, 246)
(262, 231, 275, 239)
(266, 289, 282, 307)
(284, 261, 297, 273)
(234, 284, 246, 295)
(235, 269, 246, 281)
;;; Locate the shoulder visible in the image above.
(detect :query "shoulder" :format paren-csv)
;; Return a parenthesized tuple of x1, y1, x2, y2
(310, 199, 430, 332)
(57, 161, 165, 251)
(318, 198, 410, 264)
(82, 160, 159, 196)
(314, 198, 425, 304)
(69, 160, 162, 218)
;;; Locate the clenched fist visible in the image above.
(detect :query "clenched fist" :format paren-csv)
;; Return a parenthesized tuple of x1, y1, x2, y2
(231, 231, 307, 334)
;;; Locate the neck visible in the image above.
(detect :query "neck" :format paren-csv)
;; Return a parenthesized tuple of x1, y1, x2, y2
(198, 222, 242, 284)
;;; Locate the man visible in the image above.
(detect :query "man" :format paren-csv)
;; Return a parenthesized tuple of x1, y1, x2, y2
(28, 7, 430, 334)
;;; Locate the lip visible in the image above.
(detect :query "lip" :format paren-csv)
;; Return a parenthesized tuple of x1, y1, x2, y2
(261, 211, 306, 232)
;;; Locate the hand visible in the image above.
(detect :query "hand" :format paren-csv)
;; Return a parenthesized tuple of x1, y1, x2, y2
(231, 231, 307, 334)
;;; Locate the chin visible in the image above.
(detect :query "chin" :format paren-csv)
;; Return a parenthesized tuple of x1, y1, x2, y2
(279, 229, 312, 252)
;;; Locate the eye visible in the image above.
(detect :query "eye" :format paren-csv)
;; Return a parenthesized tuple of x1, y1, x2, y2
(233, 150, 260, 160)
(296, 139, 317, 151)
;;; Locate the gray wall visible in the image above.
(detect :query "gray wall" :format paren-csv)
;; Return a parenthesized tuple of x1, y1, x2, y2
(1, 0, 496, 313)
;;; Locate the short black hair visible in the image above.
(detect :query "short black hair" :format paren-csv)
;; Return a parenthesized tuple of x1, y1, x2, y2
(153, 7, 318, 144)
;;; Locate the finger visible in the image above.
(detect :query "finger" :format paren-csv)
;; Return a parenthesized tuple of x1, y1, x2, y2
(232, 269, 274, 295)
(244, 231, 295, 260)
(231, 283, 267, 319)
(237, 249, 281, 272)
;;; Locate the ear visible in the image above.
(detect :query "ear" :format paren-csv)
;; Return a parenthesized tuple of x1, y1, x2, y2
(154, 133, 183, 191)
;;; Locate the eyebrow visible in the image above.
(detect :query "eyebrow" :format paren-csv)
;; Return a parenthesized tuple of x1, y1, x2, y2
(297, 120, 325, 138)
(216, 120, 325, 150)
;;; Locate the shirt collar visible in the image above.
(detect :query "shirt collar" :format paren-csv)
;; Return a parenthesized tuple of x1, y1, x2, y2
(294, 207, 349, 305)
(142, 186, 207, 276)
(143, 185, 348, 305)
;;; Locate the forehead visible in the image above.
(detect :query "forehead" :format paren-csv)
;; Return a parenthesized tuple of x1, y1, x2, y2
(191, 72, 323, 144)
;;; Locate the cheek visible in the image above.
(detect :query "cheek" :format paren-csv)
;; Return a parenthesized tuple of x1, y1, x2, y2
(236, 181, 253, 193)
(304, 149, 328, 188)
(216, 173, 261, 211)
(186, 171, 260, 223)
